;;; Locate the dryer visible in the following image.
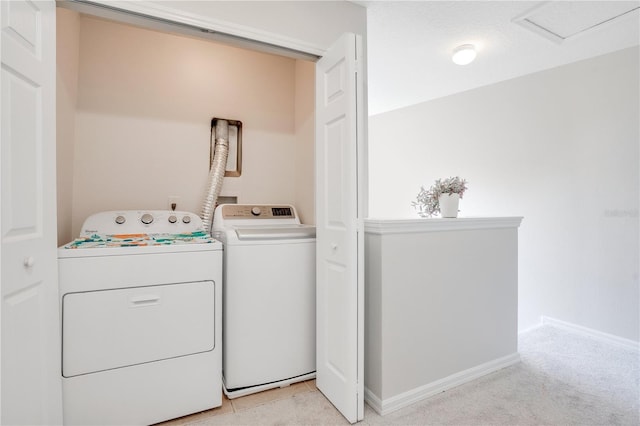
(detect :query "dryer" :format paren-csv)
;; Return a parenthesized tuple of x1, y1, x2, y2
(212, 204, 316, 398)
(58, 210, 222, 425)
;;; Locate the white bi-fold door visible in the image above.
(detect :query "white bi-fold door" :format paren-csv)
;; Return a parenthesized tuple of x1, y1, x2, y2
(315, 33, 365, 424)
(0, 0, 62, 424)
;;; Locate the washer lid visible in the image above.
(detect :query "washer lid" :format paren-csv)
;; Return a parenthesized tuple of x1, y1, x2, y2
(234, 224, 316, 240)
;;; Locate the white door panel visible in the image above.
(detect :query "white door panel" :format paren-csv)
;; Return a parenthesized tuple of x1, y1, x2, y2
(1, 1, 62, 424)
(315, 32, 364, 424)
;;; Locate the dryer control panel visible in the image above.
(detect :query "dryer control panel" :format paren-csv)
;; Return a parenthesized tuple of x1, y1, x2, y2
(80, 210, 204, 236)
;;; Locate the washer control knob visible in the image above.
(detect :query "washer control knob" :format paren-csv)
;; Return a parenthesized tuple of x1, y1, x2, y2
(182, 215, 191, 224)
(168, 215, 177, 224)
(115, 215, 126, 225)
(141, 213, 154, 225)
(251, 207, 262, 216)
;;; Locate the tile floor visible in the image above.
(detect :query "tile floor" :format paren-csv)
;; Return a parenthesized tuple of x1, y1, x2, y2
(159, 380, 320, 425)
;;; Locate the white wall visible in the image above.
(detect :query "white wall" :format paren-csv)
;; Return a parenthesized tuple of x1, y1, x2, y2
(365, 219, 520, 409)
(56, 9, 81, 245)
(63, 15, 315, 237)
(294, 60, 316, 224)
(368, 47, 639, 341)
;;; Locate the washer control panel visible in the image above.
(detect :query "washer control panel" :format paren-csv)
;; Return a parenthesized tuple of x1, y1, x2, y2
(219, 204, 296, 219)
(80, 210, 203, 236)
(212, 204, 303, 232)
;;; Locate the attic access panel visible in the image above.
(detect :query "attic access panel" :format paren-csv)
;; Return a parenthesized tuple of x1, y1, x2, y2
(513, 1, 640, 44)
(211, 118, 242, 177)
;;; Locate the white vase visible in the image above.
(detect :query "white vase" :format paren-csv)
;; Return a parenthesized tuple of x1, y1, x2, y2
(439, 193, 460, 218)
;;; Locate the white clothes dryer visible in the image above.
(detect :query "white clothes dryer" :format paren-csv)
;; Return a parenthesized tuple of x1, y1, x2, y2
(212, 204, 316, 398)
(58, 210, 222, 425)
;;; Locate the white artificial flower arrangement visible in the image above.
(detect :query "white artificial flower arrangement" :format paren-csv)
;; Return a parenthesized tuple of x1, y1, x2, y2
(412, 176, 468, 218)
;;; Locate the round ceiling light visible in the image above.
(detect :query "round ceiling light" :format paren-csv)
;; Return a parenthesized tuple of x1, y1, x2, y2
(452, 44, 477, 65)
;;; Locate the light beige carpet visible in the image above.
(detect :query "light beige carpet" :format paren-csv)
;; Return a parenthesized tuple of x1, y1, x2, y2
(176, 325, 639, 425)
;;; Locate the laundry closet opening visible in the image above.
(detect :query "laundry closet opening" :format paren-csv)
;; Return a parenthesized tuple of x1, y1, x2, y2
(56, 6, 316, 246)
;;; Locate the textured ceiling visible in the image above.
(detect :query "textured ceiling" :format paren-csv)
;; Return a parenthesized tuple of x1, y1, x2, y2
(363, 1, 640, 115)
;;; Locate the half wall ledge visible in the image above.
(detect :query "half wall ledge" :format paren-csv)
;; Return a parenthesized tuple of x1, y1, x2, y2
(364, 217, 523, 234)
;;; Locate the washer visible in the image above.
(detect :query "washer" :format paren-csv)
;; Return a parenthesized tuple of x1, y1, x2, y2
(212, 204, 316, 398)
(58, 210, 222, 425)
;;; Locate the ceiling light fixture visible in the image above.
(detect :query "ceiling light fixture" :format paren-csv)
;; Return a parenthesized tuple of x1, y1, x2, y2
(452, 44, 477, 65)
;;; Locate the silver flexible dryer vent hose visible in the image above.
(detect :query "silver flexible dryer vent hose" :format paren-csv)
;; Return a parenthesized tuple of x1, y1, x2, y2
(201, 119, 229, 231)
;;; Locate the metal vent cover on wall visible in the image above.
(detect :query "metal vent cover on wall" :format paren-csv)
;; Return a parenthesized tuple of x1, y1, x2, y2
(513, 1, 640, 44)
(210, 118, 242, 177)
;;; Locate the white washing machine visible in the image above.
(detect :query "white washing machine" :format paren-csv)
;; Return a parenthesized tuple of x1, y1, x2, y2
(58, 210, 222, 425)
(212, 204, 316, 398)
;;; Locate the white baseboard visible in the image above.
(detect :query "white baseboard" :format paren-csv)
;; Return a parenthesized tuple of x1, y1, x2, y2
(364, 352, 520, 416)
(541, 316, 640, 352)
(363, 388, 383, 413)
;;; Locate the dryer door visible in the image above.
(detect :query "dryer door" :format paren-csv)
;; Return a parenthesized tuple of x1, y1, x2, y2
(62, 280, 215, 377)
